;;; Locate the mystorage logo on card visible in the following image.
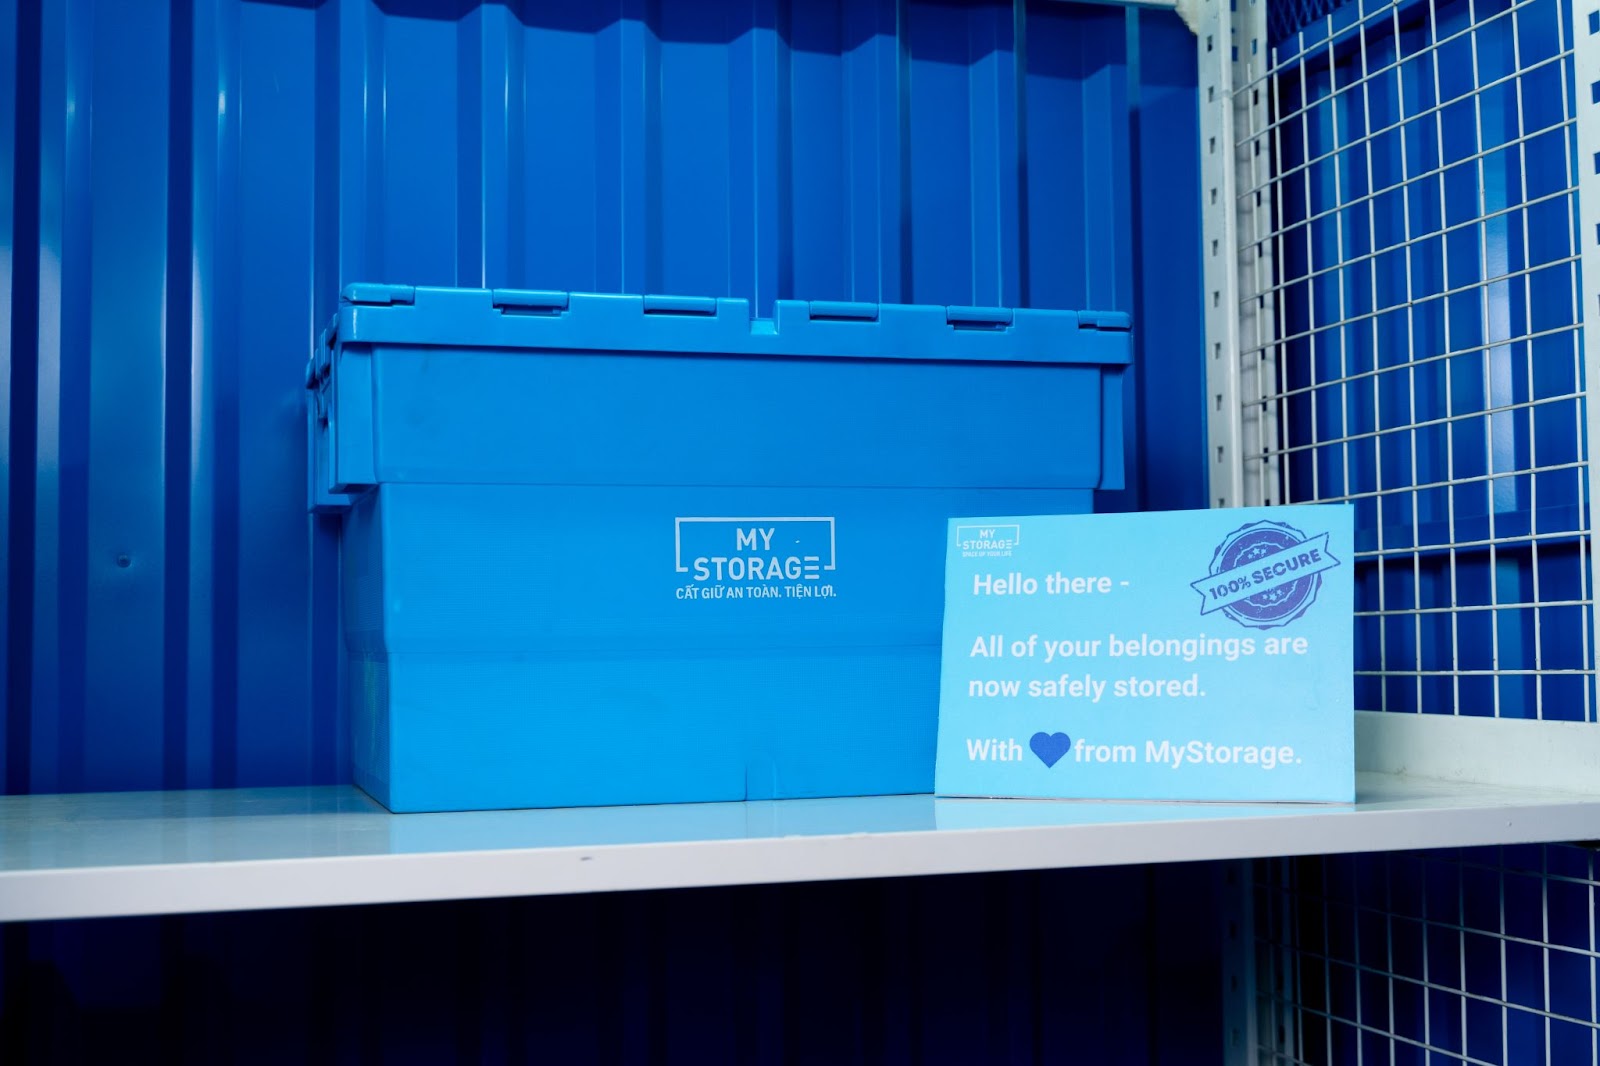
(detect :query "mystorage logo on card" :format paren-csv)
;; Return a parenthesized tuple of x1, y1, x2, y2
(956, 524, 1020, 558)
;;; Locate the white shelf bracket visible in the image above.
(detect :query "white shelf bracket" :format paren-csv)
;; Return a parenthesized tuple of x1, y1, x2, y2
(1202, 9, 1275, 1059)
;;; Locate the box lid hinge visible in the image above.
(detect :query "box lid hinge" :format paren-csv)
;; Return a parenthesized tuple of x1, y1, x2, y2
(805, 300, 880, 322)
(945, 306, 1013, 330)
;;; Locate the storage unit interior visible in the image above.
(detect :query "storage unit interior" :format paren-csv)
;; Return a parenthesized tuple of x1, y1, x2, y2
(2, 0, 1597, 1062)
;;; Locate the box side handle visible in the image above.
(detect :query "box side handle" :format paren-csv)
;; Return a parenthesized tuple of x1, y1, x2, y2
(805, 300, 880, 322)
(945, 306, 1014, 330)
(642, 294, 721, 316)
(492, 289, 570, 315)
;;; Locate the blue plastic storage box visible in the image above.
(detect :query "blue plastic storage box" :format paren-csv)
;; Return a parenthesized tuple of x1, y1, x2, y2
(308, 285, 1130, 812)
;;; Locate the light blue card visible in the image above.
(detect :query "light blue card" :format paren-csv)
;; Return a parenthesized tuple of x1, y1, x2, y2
(935, 505, 1354, 803)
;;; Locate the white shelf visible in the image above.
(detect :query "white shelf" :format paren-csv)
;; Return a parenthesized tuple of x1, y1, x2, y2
(2, 772, 1598, 922)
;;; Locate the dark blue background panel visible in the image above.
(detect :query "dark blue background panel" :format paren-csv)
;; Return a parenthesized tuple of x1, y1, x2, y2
(0, 865, 1227, 1066)
(2, 0, 1204, 797)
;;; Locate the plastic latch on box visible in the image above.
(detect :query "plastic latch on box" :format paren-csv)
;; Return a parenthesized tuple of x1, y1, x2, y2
(945, 306, 1013, 330)
(341, 283, 417, 307)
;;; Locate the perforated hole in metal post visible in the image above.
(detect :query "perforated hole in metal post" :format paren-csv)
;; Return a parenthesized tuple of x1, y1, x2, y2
(1241, 0, 1593, 720)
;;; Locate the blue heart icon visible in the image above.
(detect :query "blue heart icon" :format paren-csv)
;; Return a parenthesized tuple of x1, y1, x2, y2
(1030, 732, 1072, 768)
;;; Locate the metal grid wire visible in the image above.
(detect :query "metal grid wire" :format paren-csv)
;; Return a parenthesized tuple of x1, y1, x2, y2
(1237, 0, 1593, 719)
(1254, 846, 1600, 1065)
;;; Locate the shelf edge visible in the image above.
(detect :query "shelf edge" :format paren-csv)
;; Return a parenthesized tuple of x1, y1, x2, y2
(6, 783, 1600, 922)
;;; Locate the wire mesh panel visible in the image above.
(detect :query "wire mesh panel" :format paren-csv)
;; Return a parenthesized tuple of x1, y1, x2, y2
(1236, 2, 1600, 1062)
(1238, 0, 1592, 719)
(1254, 845, 1600, 1065)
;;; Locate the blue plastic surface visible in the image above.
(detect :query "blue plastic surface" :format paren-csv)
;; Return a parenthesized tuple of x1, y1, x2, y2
(316, 287, 1128, 811)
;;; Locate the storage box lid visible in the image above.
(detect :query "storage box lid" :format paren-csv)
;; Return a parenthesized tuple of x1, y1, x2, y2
(328, 285, 1131, 367)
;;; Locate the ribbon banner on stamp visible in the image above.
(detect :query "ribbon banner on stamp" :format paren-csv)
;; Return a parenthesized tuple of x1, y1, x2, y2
(1189, 521, 1341, 627)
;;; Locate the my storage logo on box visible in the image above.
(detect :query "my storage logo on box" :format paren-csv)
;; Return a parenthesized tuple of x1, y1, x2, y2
(674, 517, 837, 602)
(955, 524, 1020, 559)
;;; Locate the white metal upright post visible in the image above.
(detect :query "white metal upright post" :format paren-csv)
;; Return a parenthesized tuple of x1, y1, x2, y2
(1196, 3, 1275, 1059)
(1198, 0, 1277, 510)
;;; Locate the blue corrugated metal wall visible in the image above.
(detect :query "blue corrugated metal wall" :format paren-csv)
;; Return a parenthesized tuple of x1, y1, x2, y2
(3, 1, 1211, 1062)
(3, 0, 1204, 798)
